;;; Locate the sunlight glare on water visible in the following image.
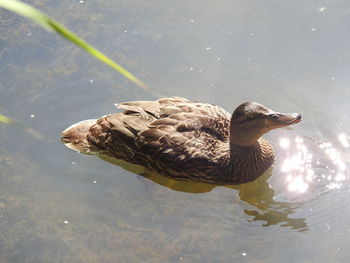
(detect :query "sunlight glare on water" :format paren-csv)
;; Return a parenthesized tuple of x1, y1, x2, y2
(338, 133, 350, 148)
(279, 135, 348, 194)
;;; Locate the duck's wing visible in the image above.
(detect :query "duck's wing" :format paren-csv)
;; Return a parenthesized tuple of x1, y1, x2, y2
(84, 97, 231, 173)
(116, 96, 231, 141)
(136, 111, 230, 170)
(104, 97, 230, 171)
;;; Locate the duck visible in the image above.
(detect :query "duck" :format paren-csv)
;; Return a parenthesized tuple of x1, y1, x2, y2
(61, 97, 301, 185)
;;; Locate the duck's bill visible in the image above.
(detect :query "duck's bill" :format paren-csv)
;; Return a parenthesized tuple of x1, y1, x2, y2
(268, 113, 302, 129)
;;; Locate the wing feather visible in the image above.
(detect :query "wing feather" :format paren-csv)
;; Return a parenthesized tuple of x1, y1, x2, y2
(101, 97, 231, 168)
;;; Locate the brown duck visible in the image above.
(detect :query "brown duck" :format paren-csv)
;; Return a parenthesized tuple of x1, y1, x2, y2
(61, 97, 301, 185)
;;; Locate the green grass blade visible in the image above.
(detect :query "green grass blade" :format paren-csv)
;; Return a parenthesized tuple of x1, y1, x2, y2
(0, 0, 147, 90)
(0, 114, 15, 124)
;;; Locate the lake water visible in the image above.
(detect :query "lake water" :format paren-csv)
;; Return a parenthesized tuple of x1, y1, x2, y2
(1, 0, 350, 262)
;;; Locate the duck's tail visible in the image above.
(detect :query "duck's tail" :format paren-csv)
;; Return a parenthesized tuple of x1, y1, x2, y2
(61, 119, 100, 154)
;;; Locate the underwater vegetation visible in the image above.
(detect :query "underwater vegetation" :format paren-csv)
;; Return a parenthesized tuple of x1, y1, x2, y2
(0, 0, 146, 123)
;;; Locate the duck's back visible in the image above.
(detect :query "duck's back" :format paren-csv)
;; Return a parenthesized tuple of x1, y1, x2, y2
(62, 97, 231, 179)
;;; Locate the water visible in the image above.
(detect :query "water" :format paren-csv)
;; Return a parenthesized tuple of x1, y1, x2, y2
(1, 0, 350, 262)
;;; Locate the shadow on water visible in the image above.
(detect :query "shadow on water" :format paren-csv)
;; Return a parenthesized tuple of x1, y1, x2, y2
(99, 154, 308, 232)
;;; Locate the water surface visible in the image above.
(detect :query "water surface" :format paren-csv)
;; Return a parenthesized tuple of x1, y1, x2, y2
(1, 0, 350, 262)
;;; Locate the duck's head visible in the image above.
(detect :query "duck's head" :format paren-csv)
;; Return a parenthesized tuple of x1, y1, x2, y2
(230, 102, 301, 147)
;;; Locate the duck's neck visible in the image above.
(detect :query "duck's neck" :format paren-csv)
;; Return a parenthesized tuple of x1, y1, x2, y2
(222, 138, 275, 184)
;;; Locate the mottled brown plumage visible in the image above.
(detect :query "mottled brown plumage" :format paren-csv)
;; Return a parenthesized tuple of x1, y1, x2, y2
(61, 97, 301, 185)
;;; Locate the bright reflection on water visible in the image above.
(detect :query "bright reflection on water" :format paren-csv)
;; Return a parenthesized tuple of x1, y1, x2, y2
(281, 136, 311, 193)
(279, 135, 348, 194)
(338, 133, 350, 148)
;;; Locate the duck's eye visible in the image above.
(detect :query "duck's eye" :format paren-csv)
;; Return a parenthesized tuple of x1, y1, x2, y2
(238, 115, 257, 123)
(270, 114, 279, 119)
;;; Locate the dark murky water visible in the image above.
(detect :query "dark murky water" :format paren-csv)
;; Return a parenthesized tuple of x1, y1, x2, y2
(1, 0, 350, 262)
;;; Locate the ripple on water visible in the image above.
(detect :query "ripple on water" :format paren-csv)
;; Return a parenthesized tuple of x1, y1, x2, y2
(278, 135, 349, 197)
(96, 132, 350, 233)
(225, 131, 350, 233)
(268, 133, 350, 232)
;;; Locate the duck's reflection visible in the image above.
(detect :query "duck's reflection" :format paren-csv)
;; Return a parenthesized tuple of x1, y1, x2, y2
(98, 154, 308, 231)
(236, 170, 307, 231)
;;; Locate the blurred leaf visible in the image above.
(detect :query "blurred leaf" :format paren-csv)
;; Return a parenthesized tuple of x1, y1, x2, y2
(0, 114, 15, 124)
(0, 0, 147, 90)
